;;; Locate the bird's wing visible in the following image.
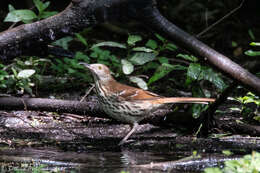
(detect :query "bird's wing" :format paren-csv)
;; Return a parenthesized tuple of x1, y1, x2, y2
(108, 82, 161, 101)
(118, 89, 161, 101)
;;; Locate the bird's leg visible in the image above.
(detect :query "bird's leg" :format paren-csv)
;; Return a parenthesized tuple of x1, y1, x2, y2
(119, 122, 139, 145)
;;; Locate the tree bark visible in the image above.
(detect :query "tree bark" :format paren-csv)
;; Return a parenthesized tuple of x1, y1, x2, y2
(0, 96, 172, 125)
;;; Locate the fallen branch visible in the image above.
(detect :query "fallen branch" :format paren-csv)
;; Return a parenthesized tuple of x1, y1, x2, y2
(136, 156, 238, 172)
(0, 96, 173, 125)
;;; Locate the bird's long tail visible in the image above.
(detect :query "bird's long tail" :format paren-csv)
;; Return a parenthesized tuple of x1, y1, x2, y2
(155, 97, 215, 104)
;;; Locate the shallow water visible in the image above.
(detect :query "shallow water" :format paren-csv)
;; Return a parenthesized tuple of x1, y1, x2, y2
(0, 148, 182, 173)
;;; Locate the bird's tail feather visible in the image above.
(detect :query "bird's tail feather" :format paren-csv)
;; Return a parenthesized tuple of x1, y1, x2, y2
(155, 97, 215, 104)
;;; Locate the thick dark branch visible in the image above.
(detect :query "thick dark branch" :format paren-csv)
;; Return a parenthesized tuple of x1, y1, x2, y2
(0, 96, 172, 125)
(0, 96, 107, 118)
(0, 2, 98, 60)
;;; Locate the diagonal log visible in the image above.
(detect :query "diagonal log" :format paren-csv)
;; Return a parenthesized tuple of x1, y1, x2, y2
(126, 0, 260, 94)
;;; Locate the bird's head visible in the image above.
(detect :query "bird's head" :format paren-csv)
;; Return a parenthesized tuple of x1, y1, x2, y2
(79, 63, 113, 82)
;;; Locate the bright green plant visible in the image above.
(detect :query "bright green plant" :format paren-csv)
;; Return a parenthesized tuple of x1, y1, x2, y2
(50, 34, 92, 80)
(7, 68, 36, 95)
(14, 164, 49, 173)
(0, 57, 53, 95)
(204, 151, 260, 173)
(245, 42, 260, 57)
(90, 34, 179, 90)
(4, 0, 58, 23)
(230, 92, 260, 122)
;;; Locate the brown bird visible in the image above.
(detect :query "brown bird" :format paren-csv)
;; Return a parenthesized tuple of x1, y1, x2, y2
(80, 63, 215, 145)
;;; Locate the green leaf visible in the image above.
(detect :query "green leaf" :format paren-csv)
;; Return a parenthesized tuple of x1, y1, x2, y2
(17, 69, 35, 78)
(52, 36, 73, 50)
(11, 67, 18, 77)
(177, 54, 198, 62)
(129, 76, 148, 90)
(199, 66, 227, 90)
(38, 11, 58, 19)
(165, 43, 178, 51)
(75, 33, 88, 47)
(129, 52, 157, 65)
(127, 35, 142, 46)
(8, 4, 15, 12)
(121, 59, 134, 75)
(155, 34, 165, 42)
(204, 167, 222, 173)
(222, 150, 233, 156)
(4, 10, 37, 22)
(132, 47, 154, 53)
(250, 42, 260, 46)
(146, 39, 158, 50)
(231, 41, 238, 47)
(75, 51, 90, 63)
(144, 62, 160, 70)
(187, 63, 201, 80)
(23, 85, 33, 95)
(248, 29, 255, 40)
(158, 57, 169, 64)
(245, 50, 260, 56)
(148, 63, 186, 85)
(91, 41, 126, 49)
(33, 0, 50, 13)
(253, 115, 260, 122)
(191, 103, 208, 119)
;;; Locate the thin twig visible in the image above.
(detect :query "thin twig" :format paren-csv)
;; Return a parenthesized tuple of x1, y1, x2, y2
(80, 84, 95, 102)
(196, 0, 244, 37)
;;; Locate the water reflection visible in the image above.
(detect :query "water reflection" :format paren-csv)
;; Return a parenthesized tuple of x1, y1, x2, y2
(0, 148, 179, 173)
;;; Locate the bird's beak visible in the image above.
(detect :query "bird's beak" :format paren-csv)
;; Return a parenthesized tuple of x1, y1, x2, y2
(79, 62, 91, 69)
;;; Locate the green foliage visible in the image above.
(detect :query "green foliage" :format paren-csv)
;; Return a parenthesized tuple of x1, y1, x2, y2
(148, 63, 186, 85)
(129, 76, 148, 90)
(75, 33, 88, 47)
(0, 57, 52, 95)
(235, 92, 260, 106)
(89, 34, 180, 90)
(51, 55, 90, 81)
(127, 35, 142, 46)
(52, 36, 73, 50)
(4, 0, 57, 23)
(222, 150, 233, 156)
(90, 47, 120, 67)
(248, 29, 255, 41)
(230, 92, 260, 122)
(12, 164, 60, 173)
(121, 59, 134, 75)
(186, 63, 227, 91)
(245, 41, 260, 56)
(8, 68, 35, 95)
(204, 151, 260, 173)
(244, 50, 260, 56)
(4, 8, 37, 23)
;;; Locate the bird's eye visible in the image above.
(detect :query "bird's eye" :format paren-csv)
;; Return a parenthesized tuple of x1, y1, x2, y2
(98, 66, 102, 70)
